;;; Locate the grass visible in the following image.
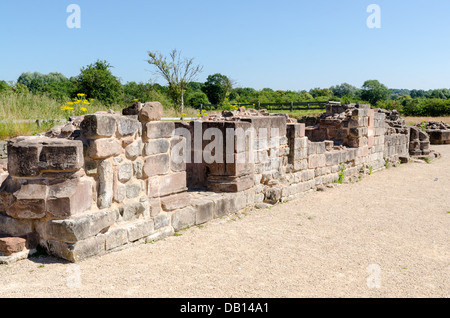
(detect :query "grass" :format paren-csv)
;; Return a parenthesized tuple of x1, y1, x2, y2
(0, 92, 201, 139)
(403, 116, 450, 126)
(0, 121, 56, 140)
(268, 109, 326, 119)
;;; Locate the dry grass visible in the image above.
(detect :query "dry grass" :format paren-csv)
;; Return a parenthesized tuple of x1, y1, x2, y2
(403, 116, 450, 126)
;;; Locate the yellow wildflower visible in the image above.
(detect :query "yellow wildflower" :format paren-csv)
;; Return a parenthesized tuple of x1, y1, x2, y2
(80, 107, 87, 112)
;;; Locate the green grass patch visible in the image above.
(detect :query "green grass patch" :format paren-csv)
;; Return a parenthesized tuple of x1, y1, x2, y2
(0, 121, 56, 140)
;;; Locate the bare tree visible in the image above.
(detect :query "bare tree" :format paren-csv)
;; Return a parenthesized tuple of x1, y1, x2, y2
(147, 49, 203, 117)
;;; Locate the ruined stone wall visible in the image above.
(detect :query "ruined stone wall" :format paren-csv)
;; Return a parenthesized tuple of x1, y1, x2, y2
(0, 102, 426, 262)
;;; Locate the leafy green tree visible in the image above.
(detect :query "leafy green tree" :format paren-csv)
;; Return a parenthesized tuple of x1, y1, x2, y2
(41, 81, 76, 101)
(360, 80, 390, 105)
(0, 80, 11, 94)
(185, 91, 209, 108)
(147, 49, 203, 115)
(309, 87, 333, 99)
(330, 83, 358, 98)
(410, 89, 426, 99)
(73, 60, 123, 105)
(202, 73, 233, 105)
(17, 72, 69, 94)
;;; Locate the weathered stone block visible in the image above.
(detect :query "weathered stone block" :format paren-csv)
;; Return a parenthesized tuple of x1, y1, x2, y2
(191, 198, 214, 225)
(47, 235, 106, 262)
(7, 183, 47, 219)
(207, 174, 253, 193)
(119, 201, 146, 222)
(125, 182, 142, 199)
(125, 140, 142, 160)
(122, 102, 142, 116)
(138, 102, 164, 122)
(7, 138, 83, 177)
(118, 162, 133, 183)
(171, 207, 196, 231)
(265, 187, 282, 204)
(81, 114, 117, 139)
(105, 227, 128, 251)
(88, 138, 122, 159)
(143, 154, 170, 178)
(117, 116, 141, 137)
(144, 139, 170, 156)
(133, 158, 144, 179)
(46, 209, 117, 242)
(170, 137, 187, 172)
(46, 177, 93, 218)
(144, 122, 175, 139)
(127, 219, 154, 242)
(160, 192, 190, 211)
(0, 214, 33, 236)
(154, 212, 171, 230)
(287, 123, 306, 139)
(97, 159, 114, 209)
(0, 237, 26, 255)
(159, 172, 187, 196)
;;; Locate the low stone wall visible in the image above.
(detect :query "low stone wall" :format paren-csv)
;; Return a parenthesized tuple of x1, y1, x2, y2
(0, 102, 436, 262)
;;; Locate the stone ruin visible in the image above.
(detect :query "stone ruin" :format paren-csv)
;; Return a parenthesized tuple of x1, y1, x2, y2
(0, 102, 443, 263)
(416, 121, 450, 145)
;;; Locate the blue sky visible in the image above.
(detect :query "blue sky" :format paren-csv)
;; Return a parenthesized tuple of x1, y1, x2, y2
(0, 0, 449, 91)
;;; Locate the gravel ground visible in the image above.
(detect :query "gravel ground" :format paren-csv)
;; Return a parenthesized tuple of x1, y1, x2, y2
(0, 146, 449, 298)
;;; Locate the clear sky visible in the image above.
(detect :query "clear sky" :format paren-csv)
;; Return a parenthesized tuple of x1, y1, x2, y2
(1, 0, 449, 91)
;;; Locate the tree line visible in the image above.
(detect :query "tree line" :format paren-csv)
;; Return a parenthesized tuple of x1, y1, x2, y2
(1, 56, 450, 117)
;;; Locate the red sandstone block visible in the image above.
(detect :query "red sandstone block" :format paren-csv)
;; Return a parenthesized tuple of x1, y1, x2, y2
(0, 237, 26, 255)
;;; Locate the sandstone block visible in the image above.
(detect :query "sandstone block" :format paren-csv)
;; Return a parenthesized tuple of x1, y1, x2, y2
(160, 192, 190, 211)
(154, 212, 171, 230)
(159, 172, 187, 196)
(143, 154, 170, 178)
(0, 237, 26, 255)
(7, 183, 47, 219)
(105, 227, 128, 251)
(171, 207, 196, 231)
(97, 159, 114, 209)
(144, 139, 170, 156)
(88, 138, 122, 159)
(46, 209, 117, 242)
(191, 198, 214, 225)
(46, 177, 93, 218)
(119, 201, 146, 222)
(47, 235, 106, 262)
(118, 162, 133, 183)
(125, 182, 142, 199)
(144, 122, 175, 140)
(207, 174, 253, 193)
(8, 138, 83, 177)
(81, 114, 117, 138)
(117, 116, 141, 137)
(127, 219, 154, 242)
(0, 214, 33, 237)
(138, 102, 164, 122)
(287, 123, 306, 139)
(125, 140, 142, 160)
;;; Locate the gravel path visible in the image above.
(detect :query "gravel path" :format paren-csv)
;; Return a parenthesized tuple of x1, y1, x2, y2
(0, 146, 449, 298)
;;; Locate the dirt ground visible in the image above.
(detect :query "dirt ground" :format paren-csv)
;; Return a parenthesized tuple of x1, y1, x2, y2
(0, 146, 449, 298)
